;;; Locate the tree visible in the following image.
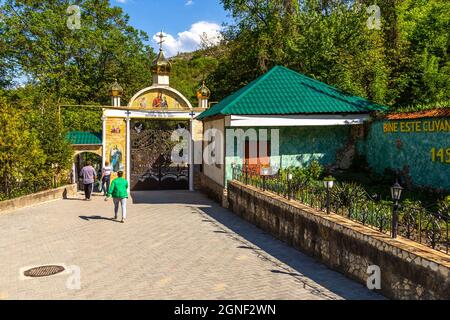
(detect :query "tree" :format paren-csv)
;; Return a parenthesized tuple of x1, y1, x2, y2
(212, 0, 449, 108)
(170, 50, 219, 104)
(35, 103, 74, 184)
(0, 98, 46, 199)
(397, 0, 450, 104)
(1, 0, 156, 128)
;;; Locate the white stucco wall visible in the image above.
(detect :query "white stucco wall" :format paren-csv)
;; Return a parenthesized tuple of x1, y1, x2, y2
(202, 117, 225, 187)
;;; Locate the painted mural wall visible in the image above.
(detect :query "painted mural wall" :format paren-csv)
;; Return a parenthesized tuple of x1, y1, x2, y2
(358, 117, 450, 190)
(105, 117, 127, 179)
(224, 126, 350, 184)
(278, 126, 350, 167)
(130, 88, 190, 110)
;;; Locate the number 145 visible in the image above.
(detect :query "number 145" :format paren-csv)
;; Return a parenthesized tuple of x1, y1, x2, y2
(431, 148, 450, 163)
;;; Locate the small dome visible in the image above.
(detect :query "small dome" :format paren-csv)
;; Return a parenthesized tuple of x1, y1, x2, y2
(151, 49, 172, 75)
(197, 80, 211, 99)
(110, 79, 123, 97)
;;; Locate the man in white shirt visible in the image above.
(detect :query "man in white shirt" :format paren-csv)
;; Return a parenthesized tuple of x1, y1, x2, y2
(101, 161, 113, 196)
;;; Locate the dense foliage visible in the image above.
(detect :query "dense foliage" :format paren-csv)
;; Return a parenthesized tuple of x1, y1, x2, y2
(0, 0, 155, 199)
(0, 95, 72, 200)
(208, 0, 450, 109)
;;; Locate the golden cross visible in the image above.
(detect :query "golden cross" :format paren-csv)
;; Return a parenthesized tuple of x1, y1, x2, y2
(157, 31, 166, 51)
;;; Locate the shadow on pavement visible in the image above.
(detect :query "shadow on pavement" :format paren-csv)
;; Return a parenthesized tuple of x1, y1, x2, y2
(131, 190, 213, 207)
(79, 215, 120, 223)
(199, 204, 384, 300)
(130, 190, 383, 300)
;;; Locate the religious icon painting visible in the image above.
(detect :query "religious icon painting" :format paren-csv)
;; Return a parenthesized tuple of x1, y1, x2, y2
(161, 96, 168, 108)
(152, 92, 162, 108)
(111, 126, 121, 134)
(130, 88, 190, 110)
(110, 145, 123, 173)
(140, 97, 147, 109)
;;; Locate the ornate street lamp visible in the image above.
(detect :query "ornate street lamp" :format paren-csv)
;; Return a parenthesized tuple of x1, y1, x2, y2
(260, 166, 271, 191)
(323, 177, 335, 214)
(231, 163, 236, 180)
(287, 172, 293, 200)
(391, 182, 403, 238)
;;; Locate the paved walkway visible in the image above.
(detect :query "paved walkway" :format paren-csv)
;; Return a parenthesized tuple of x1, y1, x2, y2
(0, 191, 383, 300)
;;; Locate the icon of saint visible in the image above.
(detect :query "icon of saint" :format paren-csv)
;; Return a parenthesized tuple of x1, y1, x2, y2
(161, 96, 168, 109)
(110, 145, 123, 172)
(152, 92, 163, 108)
(139, 97, 147, 109)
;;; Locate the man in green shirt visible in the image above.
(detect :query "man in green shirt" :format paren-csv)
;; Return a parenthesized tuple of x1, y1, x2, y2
(105, 171, 129, 223)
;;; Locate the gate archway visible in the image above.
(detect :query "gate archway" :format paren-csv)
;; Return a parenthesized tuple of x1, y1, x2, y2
(73, 152, 102, 191)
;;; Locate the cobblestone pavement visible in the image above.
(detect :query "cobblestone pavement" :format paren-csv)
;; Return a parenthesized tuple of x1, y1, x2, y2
(0, 191, 383, 300)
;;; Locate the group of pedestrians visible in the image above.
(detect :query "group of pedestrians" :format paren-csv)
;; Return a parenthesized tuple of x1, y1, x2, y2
(79, 161, 128, 223)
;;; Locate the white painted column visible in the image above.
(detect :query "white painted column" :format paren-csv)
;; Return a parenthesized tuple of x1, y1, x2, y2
(189, 116, 194, 192)
(72, 162, 76, 184)
(112, 96, 121, 107)
(126, 113, 131, 191)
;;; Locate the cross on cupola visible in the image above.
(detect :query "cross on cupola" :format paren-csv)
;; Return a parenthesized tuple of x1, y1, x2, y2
(151, 30, 171, 86)
(157, 31, 166, 51)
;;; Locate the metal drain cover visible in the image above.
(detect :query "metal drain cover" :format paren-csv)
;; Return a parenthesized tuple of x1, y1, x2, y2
(23, 265, 65, 278)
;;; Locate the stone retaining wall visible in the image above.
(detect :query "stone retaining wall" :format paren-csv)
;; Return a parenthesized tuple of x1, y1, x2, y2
(199, 172, 228, 208)
(0, 184, 78, 214)
(227, 180, 450, 300)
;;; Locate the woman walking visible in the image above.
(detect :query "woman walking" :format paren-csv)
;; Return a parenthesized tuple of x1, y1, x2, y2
(101, 161, 113, 196)
(105, 171, 129, 223)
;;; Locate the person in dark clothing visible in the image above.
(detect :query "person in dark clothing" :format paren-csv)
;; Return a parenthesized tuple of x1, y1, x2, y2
(80, 161, 97, 201)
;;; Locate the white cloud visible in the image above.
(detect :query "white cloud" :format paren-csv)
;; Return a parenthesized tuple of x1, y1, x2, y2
(153, 21, 222, 57)
(116, 0, 127, 3)
(185, 0, 194, 6)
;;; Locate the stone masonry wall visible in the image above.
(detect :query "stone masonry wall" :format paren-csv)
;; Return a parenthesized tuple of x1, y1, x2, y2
(199, 172, 228, 208)
(0, 184, 78, 214)
(227, 180, 450, 300)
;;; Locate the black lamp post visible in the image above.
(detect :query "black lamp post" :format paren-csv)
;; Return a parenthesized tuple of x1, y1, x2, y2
(231, 163, 236, 180)
(323, 178, 335, 214)
(287, 172, 293, 200)
(261, 167, 271, 191)
(391, 182, 403, 238)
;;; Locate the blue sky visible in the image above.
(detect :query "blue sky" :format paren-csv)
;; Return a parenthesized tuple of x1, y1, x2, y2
(112, 0, 231, 56)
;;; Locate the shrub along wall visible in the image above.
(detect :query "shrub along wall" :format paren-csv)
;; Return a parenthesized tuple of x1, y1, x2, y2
(227, 180, 450, 300)
(358, 116, 450, 190)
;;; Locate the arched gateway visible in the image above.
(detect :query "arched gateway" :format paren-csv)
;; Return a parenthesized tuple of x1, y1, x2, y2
(102, 36, 209, 191)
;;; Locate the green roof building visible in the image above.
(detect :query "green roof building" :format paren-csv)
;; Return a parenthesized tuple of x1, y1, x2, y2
(198, 66, 386, 120)
(197, 66, 388, 198)
(67, 131, 102, 146)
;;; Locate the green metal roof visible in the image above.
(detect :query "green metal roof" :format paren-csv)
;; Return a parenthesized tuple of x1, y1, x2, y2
(197, 66, 388, 120)
(66, 131, 102, 145)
